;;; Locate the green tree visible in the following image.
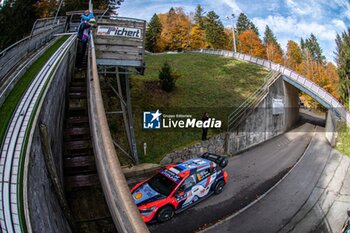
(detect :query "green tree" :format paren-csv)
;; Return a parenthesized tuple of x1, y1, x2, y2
(0, 0, 38, 49)
(194, 4, 205, 29)
(145, 14, 163, 52)
(236, 12, 259, 36)
(204, 11, 225, 49)
(335, 28, 350, 108)
(159, 62, 177, 92)
(303, 34, 325, 63)
(263, 25, 283, 63)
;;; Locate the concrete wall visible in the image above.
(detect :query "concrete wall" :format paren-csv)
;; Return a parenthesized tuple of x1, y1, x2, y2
(325, 110, 340, 147)
(161, 77, 300, 164)
(227, 77, 299, 153)
(26, 41, 76, 233)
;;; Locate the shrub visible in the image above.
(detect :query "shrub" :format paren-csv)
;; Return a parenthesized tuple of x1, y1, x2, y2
(159, 62, 177, 92)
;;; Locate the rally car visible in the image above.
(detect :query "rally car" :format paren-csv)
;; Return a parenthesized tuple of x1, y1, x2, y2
(131, 153, 229, 223)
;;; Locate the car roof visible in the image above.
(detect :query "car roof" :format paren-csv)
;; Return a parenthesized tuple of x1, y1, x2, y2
(166, 158, 215, 177)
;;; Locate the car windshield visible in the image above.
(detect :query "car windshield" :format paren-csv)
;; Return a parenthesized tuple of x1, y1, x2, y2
(148, 173, 178, 196)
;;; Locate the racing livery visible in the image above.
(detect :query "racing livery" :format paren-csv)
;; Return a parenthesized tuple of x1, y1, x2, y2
(131, 153, 229, 223)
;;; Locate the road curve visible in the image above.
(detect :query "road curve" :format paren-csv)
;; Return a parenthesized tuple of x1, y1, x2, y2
(148, 123, 316, 233)
(203, 126, 335, 233)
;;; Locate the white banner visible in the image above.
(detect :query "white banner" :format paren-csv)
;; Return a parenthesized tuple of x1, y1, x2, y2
(96, 25, 142, 38)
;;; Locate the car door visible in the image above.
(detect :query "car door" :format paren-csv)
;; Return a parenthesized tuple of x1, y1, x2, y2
(175, 175, 197, 209)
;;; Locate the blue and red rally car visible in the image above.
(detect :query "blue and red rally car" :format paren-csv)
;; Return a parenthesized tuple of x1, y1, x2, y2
(131, 153, 229, 223)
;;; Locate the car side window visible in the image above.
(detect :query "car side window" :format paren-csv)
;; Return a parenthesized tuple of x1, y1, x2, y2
(181, 175, 196, 190)
(197, 168, 212, 181)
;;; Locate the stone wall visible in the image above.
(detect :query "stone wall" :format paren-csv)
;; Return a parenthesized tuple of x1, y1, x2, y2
(26, 40, 75, 233)
(161, 77, 300, 164)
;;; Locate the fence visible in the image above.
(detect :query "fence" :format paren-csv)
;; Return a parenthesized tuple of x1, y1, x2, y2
(191, 49, 350, 126)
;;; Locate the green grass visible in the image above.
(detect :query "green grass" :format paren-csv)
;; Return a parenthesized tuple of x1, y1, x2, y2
(130, 53, 269, 164)
(0, 36, 69, 146)
(336, 122, 350, 157)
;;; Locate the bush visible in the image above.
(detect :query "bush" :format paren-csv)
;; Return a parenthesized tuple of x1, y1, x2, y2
(159, 62, 177, 92)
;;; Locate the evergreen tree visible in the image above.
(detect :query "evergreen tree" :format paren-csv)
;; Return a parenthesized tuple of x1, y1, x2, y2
(335, 28, 350, 107)
(159, 62, 176, 92)
(303, 34, 325, 63)
(263, 25, 283, 63)
(236, 12, 259, 36)
(194, 4, 205, 29)
(204, 11, 225, 49)
(0, 0, 38, 49)
(145, 14, 163, 52)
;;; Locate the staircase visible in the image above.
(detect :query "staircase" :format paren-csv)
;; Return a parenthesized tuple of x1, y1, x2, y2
(63, 67, 116, 232)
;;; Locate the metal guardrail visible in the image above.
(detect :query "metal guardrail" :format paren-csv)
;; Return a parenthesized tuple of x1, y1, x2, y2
(0, 35, 76, 233)
(87, 35, 149, 233)
(0, 17, 67, 84)
(227, 71, 281, 131)
(191, 49, 350, 126)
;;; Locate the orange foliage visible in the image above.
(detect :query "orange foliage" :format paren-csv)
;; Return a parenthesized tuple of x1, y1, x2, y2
(158, 8, 192, 51)
(191, 24, 207, 49)
(238, 30, 266, 58)
(266, 42, 283, 64)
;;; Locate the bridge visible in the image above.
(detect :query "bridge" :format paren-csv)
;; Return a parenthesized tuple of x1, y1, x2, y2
(0, 4, 349, 233)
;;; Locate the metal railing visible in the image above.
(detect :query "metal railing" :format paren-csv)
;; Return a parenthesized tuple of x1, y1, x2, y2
(0, 35, 75, 233)
(227, 71, 281, 131)
(191, 49, 350, 126)
(87, 35, 149, 233)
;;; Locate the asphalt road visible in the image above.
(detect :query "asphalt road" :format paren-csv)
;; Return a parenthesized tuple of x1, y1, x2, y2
(148, 123, 316, 233)
(204, 126, 331, 233)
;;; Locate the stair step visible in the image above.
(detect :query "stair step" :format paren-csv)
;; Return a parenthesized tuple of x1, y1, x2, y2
(64, 156, 95, 168)
(65, 174, 100, 189)
(65, 127, 90, 136)
(64, 151, 93, 158)
(69, 92, 87, 99)
(64, 156, 96, 175)
(70, 86, 86, 92)
(66, 117, 89, 128)
(70, 81, 85, 87)
(65, 140, 91, 151)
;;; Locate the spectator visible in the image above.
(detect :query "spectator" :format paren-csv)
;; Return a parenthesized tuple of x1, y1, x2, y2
(75, 18, 96, 69)
(202, 112, 209, 141)
(81, 10, 94, 23)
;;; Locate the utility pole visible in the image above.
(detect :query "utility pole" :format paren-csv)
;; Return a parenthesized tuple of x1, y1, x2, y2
(226, 14, 237, 53)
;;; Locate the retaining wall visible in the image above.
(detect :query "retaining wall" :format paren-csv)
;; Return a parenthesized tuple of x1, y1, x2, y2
(26, 39, 76, 233)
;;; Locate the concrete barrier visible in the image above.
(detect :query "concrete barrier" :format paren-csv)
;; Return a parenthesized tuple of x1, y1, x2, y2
(87, 35, 149, 233)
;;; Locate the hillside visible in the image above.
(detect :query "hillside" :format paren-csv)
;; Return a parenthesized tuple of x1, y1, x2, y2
(129, 53, 269, 163)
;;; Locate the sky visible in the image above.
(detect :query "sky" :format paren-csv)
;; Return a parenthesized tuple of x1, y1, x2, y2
(118, 0, 350, 63)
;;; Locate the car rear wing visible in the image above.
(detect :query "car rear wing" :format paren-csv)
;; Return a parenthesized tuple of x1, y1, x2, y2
(201, 153, 228, 168)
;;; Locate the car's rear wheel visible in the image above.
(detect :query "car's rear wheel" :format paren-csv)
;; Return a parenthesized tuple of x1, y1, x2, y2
(157, 206, 174, 222)
(214, 180, 225, 194)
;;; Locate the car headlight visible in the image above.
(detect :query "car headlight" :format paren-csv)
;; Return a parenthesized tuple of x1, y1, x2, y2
(139, 206, 156, 214)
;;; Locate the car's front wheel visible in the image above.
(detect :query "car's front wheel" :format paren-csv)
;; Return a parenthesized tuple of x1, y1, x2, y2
(214, 180, 225, 194)
(157, 206, 174, 222)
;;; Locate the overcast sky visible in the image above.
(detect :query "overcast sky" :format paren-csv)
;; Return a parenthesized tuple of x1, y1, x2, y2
(118, 0, 350, 63)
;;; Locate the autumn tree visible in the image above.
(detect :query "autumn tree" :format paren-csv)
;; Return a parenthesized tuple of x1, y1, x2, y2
(236, 13, 259, 36)
(285, 40, 303, 71)
(190, 23, 207, 49)
(158, 7, 192, 51)
(335, 28, 350, 108)
(204, 11, 226, 49)
(238, 29, 266, 58)
(263, 25, 283, 64)
(145, 14, 162, 52)
(34, 0, 58, 18)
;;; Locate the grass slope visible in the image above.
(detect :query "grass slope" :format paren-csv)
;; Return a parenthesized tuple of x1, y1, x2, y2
(130, 53, 269, 164)
(0, 36, 68, 146)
